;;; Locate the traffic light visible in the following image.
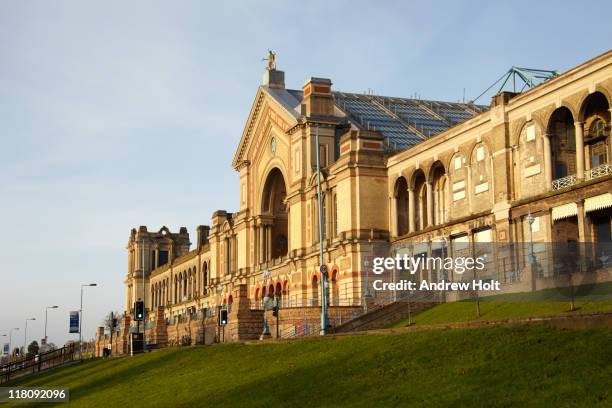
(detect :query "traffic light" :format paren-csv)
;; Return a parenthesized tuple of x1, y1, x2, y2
(219, 309, 228, 326)
(134, 300, 144, 321)
(112, 318, 118, 329)
(272, 306, 278, 317)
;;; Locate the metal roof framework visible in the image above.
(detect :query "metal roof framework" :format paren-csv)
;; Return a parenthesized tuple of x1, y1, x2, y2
(472, 66, 558, 103)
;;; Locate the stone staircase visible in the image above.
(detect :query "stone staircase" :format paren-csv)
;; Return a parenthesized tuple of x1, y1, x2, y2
(332, 298, 440, 333)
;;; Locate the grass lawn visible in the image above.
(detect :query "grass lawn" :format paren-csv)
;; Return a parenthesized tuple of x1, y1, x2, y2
(5, 326, 612, 407)
(389, 300, 612, 328)
(390, 282, 612, 328)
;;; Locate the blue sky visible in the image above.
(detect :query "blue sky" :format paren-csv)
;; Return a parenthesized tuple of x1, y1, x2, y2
(1, 0, 611, 347)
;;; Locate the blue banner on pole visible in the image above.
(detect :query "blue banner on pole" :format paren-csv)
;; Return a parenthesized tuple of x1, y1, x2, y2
(69, 311, 80, 334)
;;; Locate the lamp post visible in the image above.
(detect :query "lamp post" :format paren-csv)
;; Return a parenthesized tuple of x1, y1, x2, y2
(80, 283, 97, 359)
(314, 125, 329, 335)
(216, 282, 223, 343)
(8, 328, 18, 358)
(261, 269, 271, 338)
(141, 238, 149, 353)
(24, 318, 36, 352)
(44, 306, 59, 344)
(363, 230, 374, 312)
(527, 212, 536, 265)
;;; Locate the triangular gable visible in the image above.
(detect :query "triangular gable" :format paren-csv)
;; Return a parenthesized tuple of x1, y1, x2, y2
(232, 86, 301, 169)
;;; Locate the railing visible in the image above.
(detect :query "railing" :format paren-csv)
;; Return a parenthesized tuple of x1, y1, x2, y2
(552, 163, 611, 191)
(249, 297, 364, 310)
(552, 174, 577, 190)
(280, 322, 319, 339)
(585, 163, 612, 181)
(0, 343, 77, 384)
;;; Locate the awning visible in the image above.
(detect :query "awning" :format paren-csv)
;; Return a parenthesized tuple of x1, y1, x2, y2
(585, 193, 612, 213)
(552, 203, 578, 221)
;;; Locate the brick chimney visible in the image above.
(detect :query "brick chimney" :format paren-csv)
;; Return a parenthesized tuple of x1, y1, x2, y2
(302, 77, 334, 116)
(263, 69, 285, 89)
(196, 225, 210, 247)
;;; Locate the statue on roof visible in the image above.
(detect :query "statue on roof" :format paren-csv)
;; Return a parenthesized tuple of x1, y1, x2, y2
(263, 49, 277, 71)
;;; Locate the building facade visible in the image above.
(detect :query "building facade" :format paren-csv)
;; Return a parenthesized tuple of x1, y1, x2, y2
(99, 51, 612, 352)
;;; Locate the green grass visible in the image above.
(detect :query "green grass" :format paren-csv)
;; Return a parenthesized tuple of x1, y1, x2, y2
(6, 326, 612, 407)
(390, 282, 612, 328)
(390, 301, 612, 328)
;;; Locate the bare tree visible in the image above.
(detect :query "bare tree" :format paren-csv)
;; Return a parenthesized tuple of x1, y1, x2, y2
(103, 311, 121, 356)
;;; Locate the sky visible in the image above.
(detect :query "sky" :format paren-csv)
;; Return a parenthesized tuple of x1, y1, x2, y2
(1, 0, 611, 348)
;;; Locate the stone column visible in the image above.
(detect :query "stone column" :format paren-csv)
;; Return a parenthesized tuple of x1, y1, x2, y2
(426, 181, 433, 227)
(266, 225, 272, 261)
(408, 187, 415, 233)
(575, 121, 585, 180)
(466, 165, 473, 214)
(576, 200, 590, 272)
(390, 195, 397, 237)
(542, 133, 553, 188)
(259, 224, 265, 263)
(253, 226, 259, 265)
(576, 200, 589, 243)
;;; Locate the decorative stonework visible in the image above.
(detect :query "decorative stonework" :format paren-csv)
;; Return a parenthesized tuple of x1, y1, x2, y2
(532, 103, 556, 133)
(562, 89, 588, 118)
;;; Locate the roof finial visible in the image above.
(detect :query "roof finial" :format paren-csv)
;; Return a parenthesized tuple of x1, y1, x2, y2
(262, 49, 277, 71)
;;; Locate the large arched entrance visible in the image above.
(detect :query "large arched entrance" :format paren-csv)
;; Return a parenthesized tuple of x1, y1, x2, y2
(580, 92, 610, 170)
(548, 107, 576, 180)
(261, 168, 288, 260)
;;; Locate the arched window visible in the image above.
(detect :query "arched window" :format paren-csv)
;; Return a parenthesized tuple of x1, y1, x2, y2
(581, 92, 610, 169)
(430, 163, 447, 226)
(174, 276, 178, 304)
(282, 281, 289, 306)
(268, 284, 275, 299)
(394, 177, 409, 236)
(548, 107, 576, 179)
(275, 282, 282, 301)
(331, 270, 339, 306)
(202, 262, 209, 294)
(311, 275, 319, 306)
(261, 168, 288, 260)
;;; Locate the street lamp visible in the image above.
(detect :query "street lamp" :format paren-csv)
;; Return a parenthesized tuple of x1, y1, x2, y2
(8, 328, 18, 357)
(261, 269, 271, 338)
(80, 284, 97, 359)
(215, 282, 223, 343)
(314, 125, 329, 335)
(527, 212, 536, 265)
(44, 306, 59, 344)
(363, 230, 374, 312)
(24, 318, 36, 352)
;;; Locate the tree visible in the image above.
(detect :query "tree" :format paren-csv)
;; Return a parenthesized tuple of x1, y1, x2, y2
(103, 311, 121, 356)
(27, 340, 39, 357)
(103, 311, 121, 332)
(40, 342, 57, 353)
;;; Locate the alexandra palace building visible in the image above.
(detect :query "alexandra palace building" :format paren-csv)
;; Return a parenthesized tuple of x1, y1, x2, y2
(98, 50, 612, 351)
